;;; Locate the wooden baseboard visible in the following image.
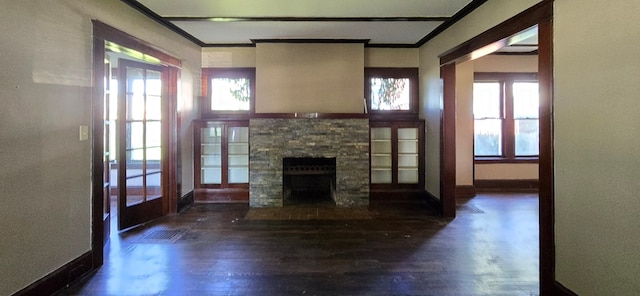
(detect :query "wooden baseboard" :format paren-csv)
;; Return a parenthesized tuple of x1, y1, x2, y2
(456, 185, 476, 198)
(14, 251, 94, 296)
(422, 190, 442, 213)
(195, 188, 249, 203)
(475, 179, 539, 192)
(555, 281, 579, 296)
(177, 190, 194, 212)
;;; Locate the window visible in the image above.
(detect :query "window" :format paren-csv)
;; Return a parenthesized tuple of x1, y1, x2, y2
(201, 68, 255, 117)
(365, 68, 418, 119)
(473, 73, 539, 161)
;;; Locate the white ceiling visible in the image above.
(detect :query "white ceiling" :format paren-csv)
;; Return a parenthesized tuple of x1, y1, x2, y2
(127, 0, 478, 46)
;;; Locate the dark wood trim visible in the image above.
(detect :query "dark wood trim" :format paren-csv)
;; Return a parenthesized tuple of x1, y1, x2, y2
(92, 20, 182, 67)
(456, 185, 477, 199)
(438, 1, 553, 65)
(13, 251, 93, 296)
(440, 63, 457, 218)
(201, 68, 256, 119)
(177, 191, 195, 212)
(251, 113, 368, 119)
(416, 0, 489, 47)
(194, 188, 249, 203)
(475, 179, 538, 192)
(538, 13, 555, 296)
(474, 72, 538, 81)
(437, 1, 554, 294)
(91, 31, 106, 270)
(120, 0, 204, 47)
(166, 16, 450, 22)
(251, 39, 370, 44)
(422, 190, 443, 214)
(554, 281, 579, 296)
(202, 43, 257, 48)
(364, 68, 419, 118)
(474, 157, 538, 164)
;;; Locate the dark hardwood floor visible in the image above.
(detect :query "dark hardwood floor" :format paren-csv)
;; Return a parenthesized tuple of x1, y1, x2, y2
(59, 193, 539, 296)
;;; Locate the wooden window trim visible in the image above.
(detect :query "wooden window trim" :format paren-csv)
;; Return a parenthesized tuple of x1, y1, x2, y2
(201, 68, 255, 119)
(474, 72, 539, 162)
(365, 68, 419, 120)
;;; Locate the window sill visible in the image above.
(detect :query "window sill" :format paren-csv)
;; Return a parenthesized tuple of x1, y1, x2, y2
(474, 157, 539, 164)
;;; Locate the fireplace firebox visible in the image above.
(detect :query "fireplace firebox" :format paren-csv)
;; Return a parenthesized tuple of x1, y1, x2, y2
(283, 157, 336, 206)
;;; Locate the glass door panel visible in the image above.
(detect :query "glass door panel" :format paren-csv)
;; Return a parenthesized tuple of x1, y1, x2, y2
(228, 126, 249, 184)
(201, 125, 222, 184)
(398, 128, 419, 184)
(371, 127, 392, 184)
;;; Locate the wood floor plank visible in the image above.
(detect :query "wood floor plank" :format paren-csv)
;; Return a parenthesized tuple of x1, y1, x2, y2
(59, 193, 539, 296)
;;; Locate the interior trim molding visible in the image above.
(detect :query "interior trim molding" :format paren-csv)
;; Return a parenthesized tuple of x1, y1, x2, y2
(475, 179, 539, 192)
(455, 185, 476, 198)
(555, 281, 580, 296)
(251, 113, 369, 119)
(422, 190, 442, 214)
(177, 190, 195, 213)
(13, 251, 93, 296)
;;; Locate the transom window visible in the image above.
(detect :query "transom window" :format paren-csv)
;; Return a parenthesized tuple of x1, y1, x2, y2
(201, 68, 255, 117)
(474, 72, 539, 161)
(365, 68, 418, 119)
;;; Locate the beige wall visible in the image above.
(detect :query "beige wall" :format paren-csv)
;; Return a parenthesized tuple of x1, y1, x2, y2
(255, 43, 364, 113)
(418, 0, 542, 197)
(0, 0, 201, 294)
(364, 48, 419, 67)
(455, 61, 474, 185)
(554, 1, 640, 295)
(202, 47, 256, 68)
(473, 54, 539, 180)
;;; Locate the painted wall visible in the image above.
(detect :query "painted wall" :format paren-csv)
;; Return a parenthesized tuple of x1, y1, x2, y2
(554, 1, 640, 295)
(364, 48, 419, 68)
(473, 54, 539, 180)
(418, 0, 541, 197)
(255, 43, 364, 113)
(456, 61, 475, 185)
(0, 0, 200, 294)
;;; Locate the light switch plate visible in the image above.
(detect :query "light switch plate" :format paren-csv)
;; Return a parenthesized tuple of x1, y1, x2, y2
(79, 125, 89, 141)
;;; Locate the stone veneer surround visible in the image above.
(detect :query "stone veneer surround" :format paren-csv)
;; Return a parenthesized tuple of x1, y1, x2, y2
(250, 118, 370, 207)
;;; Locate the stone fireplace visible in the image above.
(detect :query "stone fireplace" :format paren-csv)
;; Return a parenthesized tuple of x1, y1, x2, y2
(283, 157, 336, 206)
(249, 117, 369, 207)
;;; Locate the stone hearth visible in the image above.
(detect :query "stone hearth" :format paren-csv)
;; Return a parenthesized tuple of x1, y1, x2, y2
(249, 118, 369, 207)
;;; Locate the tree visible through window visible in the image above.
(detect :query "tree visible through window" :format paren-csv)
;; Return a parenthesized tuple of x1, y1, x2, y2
(210, 78, 250, 111)
(365, 68, 418, 117)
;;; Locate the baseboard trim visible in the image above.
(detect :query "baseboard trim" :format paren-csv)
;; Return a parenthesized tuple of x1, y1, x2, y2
(455, 185, 476, 198)
(13, 251, 93, 296)
(422, 190, 442, 213)
(555, 281, 579, 296)
(475, 179, 539, 192)
(177, 190, 194, 213)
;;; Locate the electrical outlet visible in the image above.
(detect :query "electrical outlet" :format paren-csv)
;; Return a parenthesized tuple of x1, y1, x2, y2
(79, 125, 89, 141)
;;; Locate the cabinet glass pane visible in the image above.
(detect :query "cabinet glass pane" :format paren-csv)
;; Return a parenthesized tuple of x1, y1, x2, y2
(371, 169, 392, 184)
(398, 140, 418, 154)
(228, 167, 249, 183)
(371, 155, 392, 167)
(398, 169, 419, 184)
(202, 168, 221, 184)
(398, 154, 418, 168)
(228, 143, 248, 154)
(398, 128, 418, 140)
(371, 127, 391, 139)
(228, 127, 249, 143)
(228, 155, 248, 166)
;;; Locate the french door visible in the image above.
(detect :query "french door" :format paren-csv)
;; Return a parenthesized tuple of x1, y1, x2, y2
(117, 59, 168, 230)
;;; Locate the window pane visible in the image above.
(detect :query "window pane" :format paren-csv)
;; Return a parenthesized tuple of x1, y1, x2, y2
(474, 119, 502, 156)
(515, 119, 539, 156)
(211, 78, 251, 111)
(473, 82, 501, 119)
(370, 78, 410, 110)
(513, 82, 539, 119)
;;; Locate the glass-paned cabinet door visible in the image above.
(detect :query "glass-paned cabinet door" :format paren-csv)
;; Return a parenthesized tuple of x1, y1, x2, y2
(201, 125, 222, 184)
(370, 127, 392, 184)
(227, 126, 249, 183)
(397, 128, 419, 183)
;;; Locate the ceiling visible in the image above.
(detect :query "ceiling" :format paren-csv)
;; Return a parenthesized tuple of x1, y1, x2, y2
(123, 0, 483, 47)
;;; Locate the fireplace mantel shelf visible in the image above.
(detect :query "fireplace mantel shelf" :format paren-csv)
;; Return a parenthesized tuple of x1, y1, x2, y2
(251, 113, 368, 119)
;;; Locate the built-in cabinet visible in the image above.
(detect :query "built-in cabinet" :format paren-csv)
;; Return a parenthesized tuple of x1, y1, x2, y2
(370, 120, 425, 200)
(193, 120, 249, 202)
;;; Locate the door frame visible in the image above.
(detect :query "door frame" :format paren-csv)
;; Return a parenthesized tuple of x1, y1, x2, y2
(91, 20, 180, 267)
(437, 1, 555, 294)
